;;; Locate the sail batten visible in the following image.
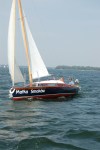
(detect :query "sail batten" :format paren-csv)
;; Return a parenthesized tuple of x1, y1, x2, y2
(8, 0, 25, 84)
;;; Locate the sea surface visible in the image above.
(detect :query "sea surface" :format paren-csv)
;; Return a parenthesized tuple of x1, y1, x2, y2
(0, 66, 100, 150)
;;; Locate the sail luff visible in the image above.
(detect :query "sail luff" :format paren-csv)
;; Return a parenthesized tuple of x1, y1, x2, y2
(18, 0, 32, 86)
(13, 0, 16, 86)
(8, 0, 16, 86)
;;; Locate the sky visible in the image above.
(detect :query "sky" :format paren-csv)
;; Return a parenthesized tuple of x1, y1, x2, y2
(0, 0, 100, 67)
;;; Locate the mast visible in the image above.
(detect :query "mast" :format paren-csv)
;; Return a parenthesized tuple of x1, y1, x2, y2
(18, 0, 32, 86)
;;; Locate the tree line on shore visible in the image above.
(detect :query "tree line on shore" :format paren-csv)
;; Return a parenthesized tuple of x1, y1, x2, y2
(55, 65, 100, 71)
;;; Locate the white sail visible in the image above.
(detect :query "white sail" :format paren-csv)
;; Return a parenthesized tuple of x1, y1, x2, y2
(24, 16, 49, 79)
(8, 0, 25, 85)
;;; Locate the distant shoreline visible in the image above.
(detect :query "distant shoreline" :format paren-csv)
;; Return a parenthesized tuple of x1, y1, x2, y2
(55, 65, 100, 71)
(1, 64, 100, 71)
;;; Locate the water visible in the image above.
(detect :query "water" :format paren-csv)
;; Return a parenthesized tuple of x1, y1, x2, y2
(0, 67, 100, 150)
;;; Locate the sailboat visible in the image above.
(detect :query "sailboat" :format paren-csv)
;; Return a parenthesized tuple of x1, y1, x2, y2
(8, 0, 80, 101)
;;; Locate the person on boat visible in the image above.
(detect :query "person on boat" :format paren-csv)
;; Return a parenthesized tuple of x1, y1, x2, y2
(75, 79, 79, 85)
(59, 77, 64, 83)
(68, 78, 74, 85)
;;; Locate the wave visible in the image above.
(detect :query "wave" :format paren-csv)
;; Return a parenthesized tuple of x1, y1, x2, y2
(15, 137, 87, 150)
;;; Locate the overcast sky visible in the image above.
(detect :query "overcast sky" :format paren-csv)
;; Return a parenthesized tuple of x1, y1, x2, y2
(0, 0, 100, 67)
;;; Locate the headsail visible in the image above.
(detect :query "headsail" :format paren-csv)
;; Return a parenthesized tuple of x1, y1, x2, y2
(24, 16, 49, 79)
(8, 0, 25, 85)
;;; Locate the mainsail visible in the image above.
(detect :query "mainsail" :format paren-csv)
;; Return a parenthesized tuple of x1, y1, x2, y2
(24, 16, 49, 79)
(8, 0, 25, 85)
